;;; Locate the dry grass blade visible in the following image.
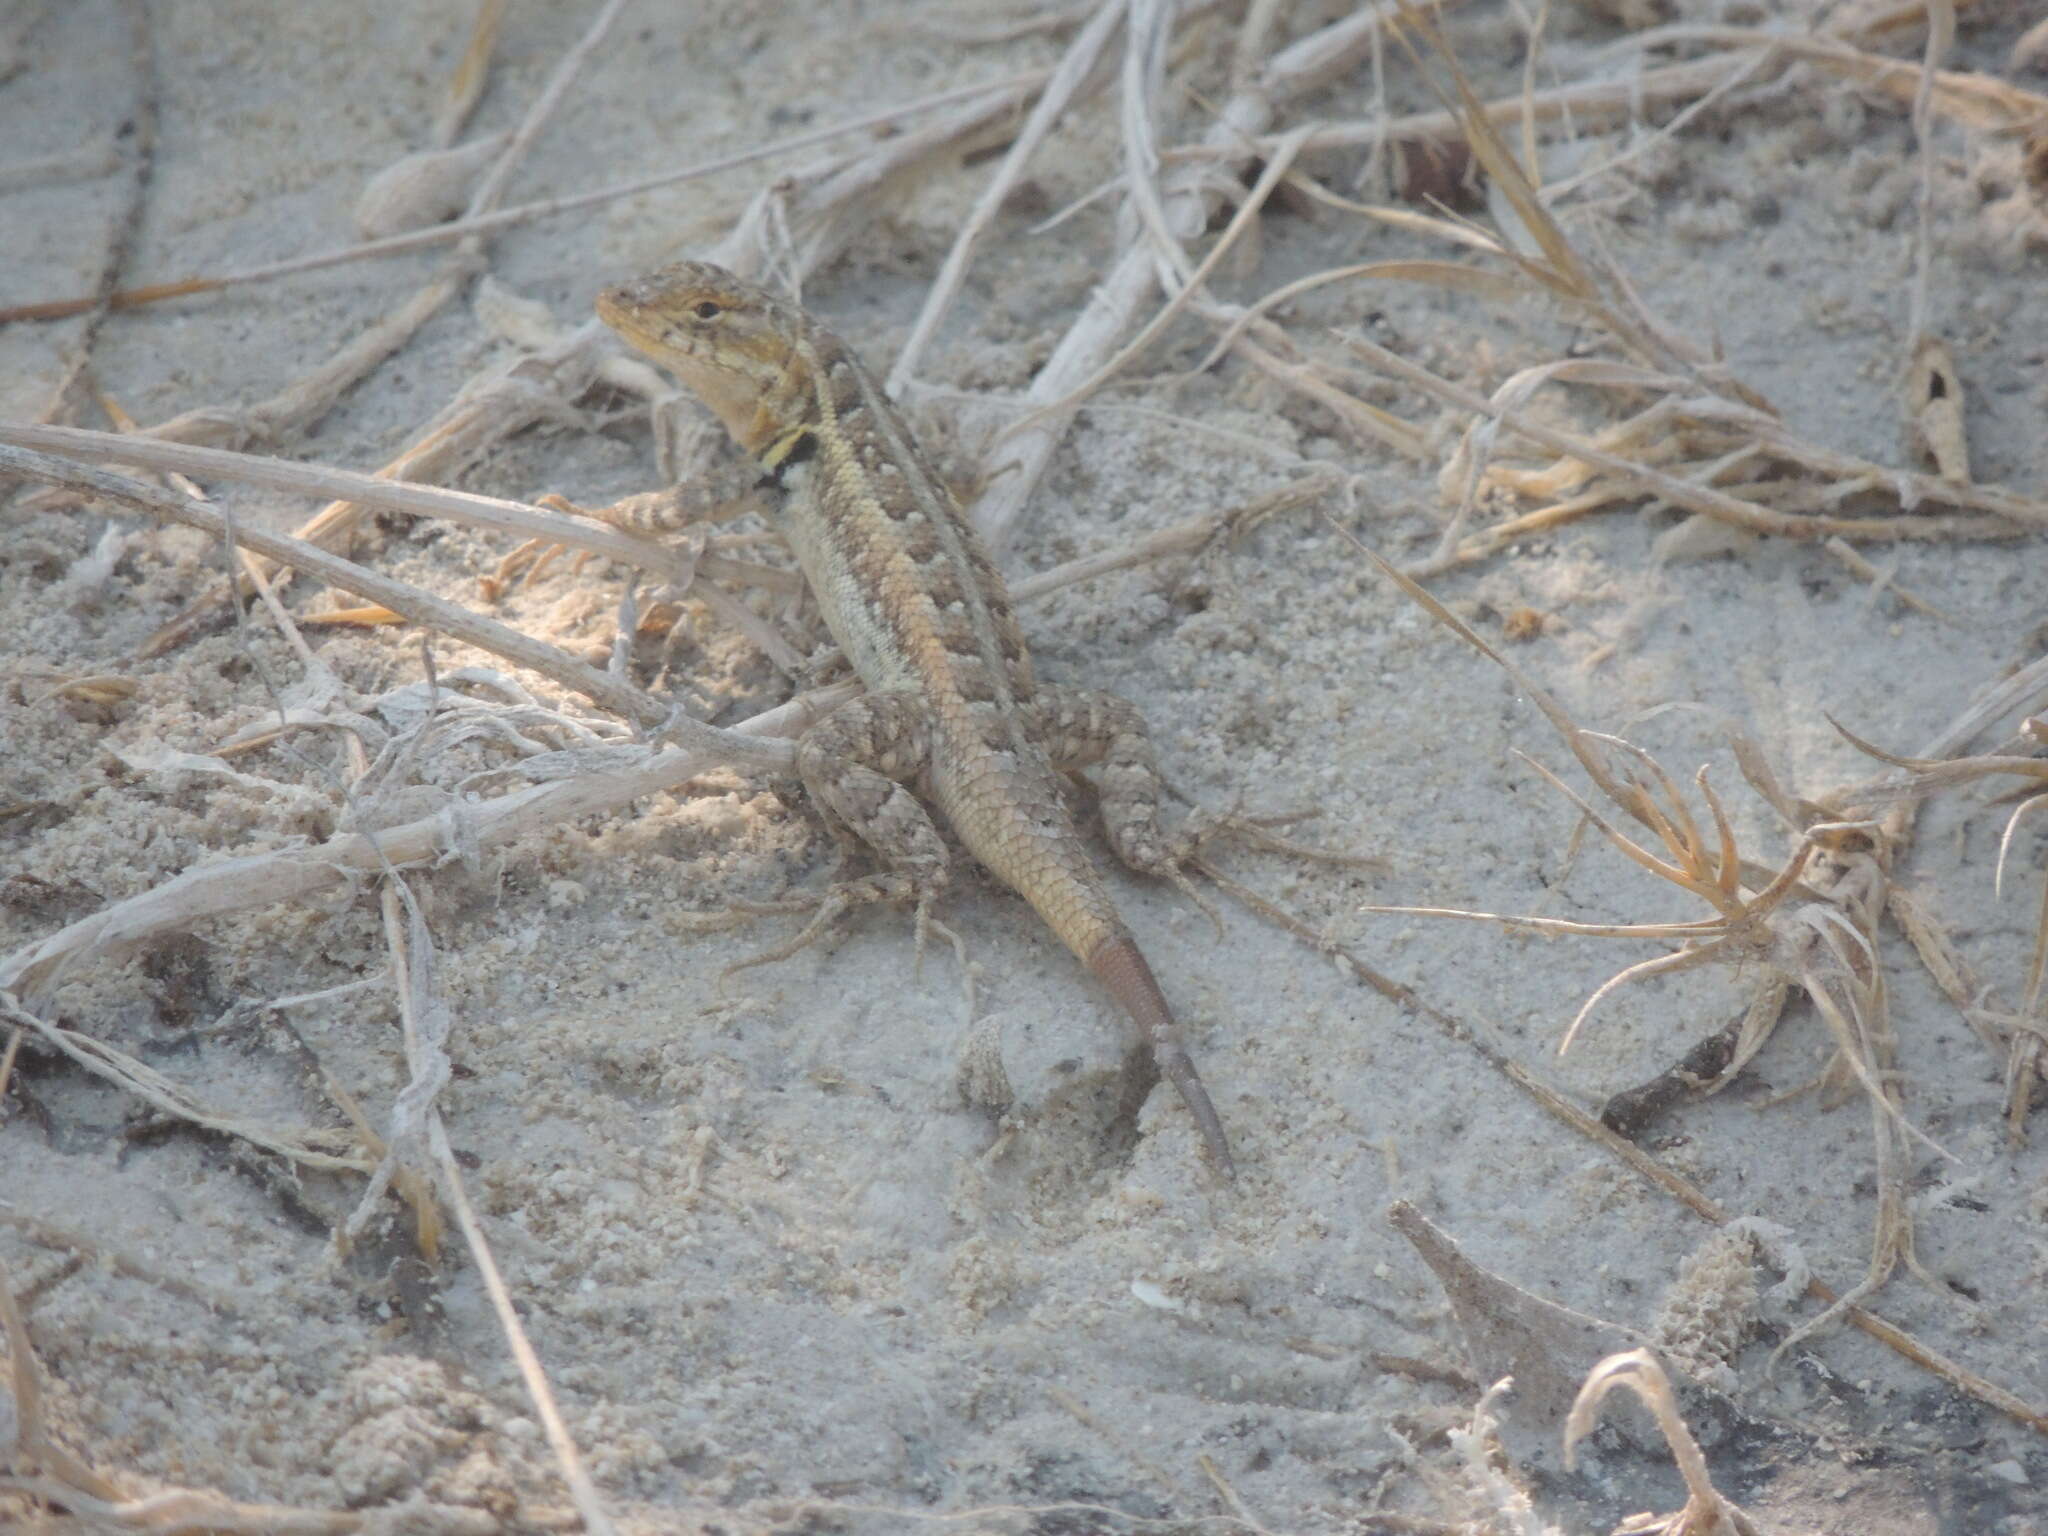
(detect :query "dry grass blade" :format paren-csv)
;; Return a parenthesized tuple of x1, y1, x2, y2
(434, 0, 505, 147)
(1016, 123, 1322, 432)
(1387, 0, 1726, 389)
(1564, 1350, 1761, 1536)
(887, 0, 1123, 395)
(0, 69, 1052, 324)
(1831, 711, 2048, 1132)
(1335, 521, 1820, 1051)
(1342, 330, 2046, 544)
(1268, 10, 2048, 572)
(0, 994, 373, 1176)
(972, 0, 1437, 552)
(0, 442, 806, 770)
(1340, 514, 1973, 1341)
(1193, 859, 2048, 1437)
(2, 1256, 123, 1501)
(1193, 257, 1527, 374)
(370, 877, 618, 1536)
(1658, 24, 2048, 133)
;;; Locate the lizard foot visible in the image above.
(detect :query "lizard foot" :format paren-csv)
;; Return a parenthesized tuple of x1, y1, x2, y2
(1175, 802, 1375, 865)
(483, 493, 607, 597)
(1149, 804, 1382, 940)
(698, 872, 950, 981)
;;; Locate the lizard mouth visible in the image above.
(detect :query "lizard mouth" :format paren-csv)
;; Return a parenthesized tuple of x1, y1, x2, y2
(596, 290, 710, 373)
(594, 283, 662, 340)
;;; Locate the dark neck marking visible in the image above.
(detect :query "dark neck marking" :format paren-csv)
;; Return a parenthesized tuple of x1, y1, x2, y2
(757, 426, 818, 488)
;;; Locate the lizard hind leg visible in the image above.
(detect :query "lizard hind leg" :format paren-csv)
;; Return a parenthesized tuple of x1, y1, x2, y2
(1032, 685, 1225, 935)
(1036, 685, 1377, 928)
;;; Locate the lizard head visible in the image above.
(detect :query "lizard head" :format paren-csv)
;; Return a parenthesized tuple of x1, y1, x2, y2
(595, 262, 804, 454)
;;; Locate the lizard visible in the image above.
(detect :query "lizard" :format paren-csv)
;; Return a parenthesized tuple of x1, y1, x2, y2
(590, 260, 1235, 1178)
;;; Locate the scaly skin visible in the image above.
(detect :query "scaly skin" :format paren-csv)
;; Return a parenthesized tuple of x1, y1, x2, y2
(596, 261, 1233, 1177)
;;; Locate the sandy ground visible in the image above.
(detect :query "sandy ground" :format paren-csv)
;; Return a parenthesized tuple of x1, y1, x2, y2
(5, 1, 2048, 1532)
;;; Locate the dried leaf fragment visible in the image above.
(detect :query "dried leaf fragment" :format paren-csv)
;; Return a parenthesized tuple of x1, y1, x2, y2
(353, 131, 509, 240)
(301, 604, 405, 627)
(1903, 334, 1970, 483)
(1565, 1350, 1761, 1535)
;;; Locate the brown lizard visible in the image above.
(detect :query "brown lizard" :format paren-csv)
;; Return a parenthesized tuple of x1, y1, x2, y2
(592, 261, 1235, 1177)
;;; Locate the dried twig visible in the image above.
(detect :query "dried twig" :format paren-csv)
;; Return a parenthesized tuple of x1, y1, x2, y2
(0, 71, 1052, 324)
(1565, 1351, 1761, 1535)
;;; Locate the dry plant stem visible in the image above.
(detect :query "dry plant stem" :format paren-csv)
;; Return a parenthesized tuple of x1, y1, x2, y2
(2, 1256, 123, 1501)
(0, 416, 1282, 615)
(1223, 316, 1431, 461)
(1836, 652, 2048, 1130)
(1196, 1453, 1273, 1536)
(914, 1, 1097, 45)
(0, 675, 833, 1004)
(0, 445, 791, 767)
(1902, 1, 1955, 348)
(0, 1023, 19, 1112)
(433, 1112, 617, 1536)
(1019, 124, 1322, 431)
(82, 0, 620, 457)
(1010, 473, 1338, 599)
(140, 321, 605, 651)
(0, 69, 1053, 324)
(1251, 51, 1764, 158)
(141, 258, 480, 452)
(0, 420, 691, 585)
(35, 0, 153, 429)
(1249, 23, 2048, 166)
(1565, 1351, 1760, 1536)
(1190, 854, 2048, 1437)
(0, 1212, 235, 1314)
(0, 1481, 361, 1534)
(1047, 1385, 1189, 1510)
(1339, 333, 2040, 542)
(2, 993, 372, 1175)
(2017, 14, 2048, 70)
(130, 0, 633, 620)
(709, 76, 1054, 289)
(1541, 40, 1786, 205)
(1645, 25, 2048, 133)
(375, 883, 618, 1536)
(1323, 529, 2045, 1415)
(974, 0, 1448, 554)
(461, 0, 630, 224)
(434, 0, 505, 147)
(887, 0, 1125, 395)
(1823, 537, 1956, 623)
(1119, 0, 1187, 291)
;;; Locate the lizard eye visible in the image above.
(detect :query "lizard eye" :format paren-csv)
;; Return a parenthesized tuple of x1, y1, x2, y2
(692, 300, 723, 320)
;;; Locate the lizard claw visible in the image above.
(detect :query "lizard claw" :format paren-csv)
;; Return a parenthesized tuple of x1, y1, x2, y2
(483, 494, 605, 597)
(1145, 801, 1381, 941)
(1158, 857, 1227, 942)
(700, 872, 948, 981)
(1187, 801, 1382, 868)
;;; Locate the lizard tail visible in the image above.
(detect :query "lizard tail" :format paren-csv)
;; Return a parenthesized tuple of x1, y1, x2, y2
(1087, 934, 1236, 1178)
